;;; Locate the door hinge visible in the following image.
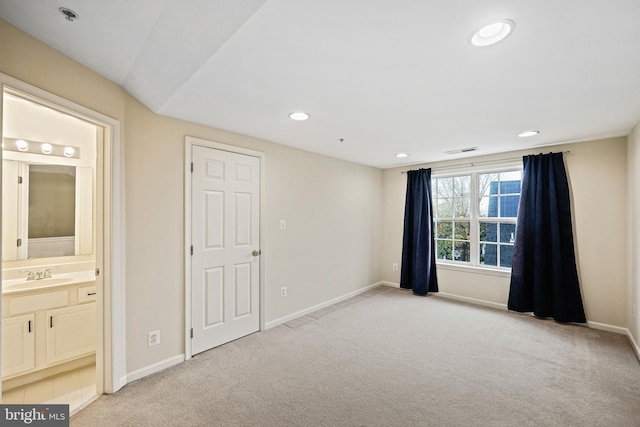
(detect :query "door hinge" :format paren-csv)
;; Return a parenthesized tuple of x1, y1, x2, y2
(190, 328, 193, 339)
(18, 176, 23, 184)
(191, 162, 194, 173)
(17, 238, 22, 247)
(95, 268, 100, 276)
(190, 245, 194, 256)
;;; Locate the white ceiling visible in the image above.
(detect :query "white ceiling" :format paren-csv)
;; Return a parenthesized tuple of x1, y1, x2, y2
(2, 0, 639, 168)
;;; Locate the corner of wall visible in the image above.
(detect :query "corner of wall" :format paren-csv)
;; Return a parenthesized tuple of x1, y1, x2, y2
(628, 122, 640, 352)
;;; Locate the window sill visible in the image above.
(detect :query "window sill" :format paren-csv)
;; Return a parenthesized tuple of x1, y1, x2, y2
(435, 262, 512, 278)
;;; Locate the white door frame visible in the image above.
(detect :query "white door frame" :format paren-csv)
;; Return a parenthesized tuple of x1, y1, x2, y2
(0, 73, 127, 394)
(184, 136, 265, 360)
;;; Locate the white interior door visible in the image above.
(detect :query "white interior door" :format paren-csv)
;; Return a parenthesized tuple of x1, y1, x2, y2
(191, 145, 260, 355)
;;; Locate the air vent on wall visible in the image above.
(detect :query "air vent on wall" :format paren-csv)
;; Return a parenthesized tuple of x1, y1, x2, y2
(444, 147, 479, 155)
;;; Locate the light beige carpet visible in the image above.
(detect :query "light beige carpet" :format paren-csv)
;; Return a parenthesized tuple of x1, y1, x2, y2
(71, 286, 640, 426)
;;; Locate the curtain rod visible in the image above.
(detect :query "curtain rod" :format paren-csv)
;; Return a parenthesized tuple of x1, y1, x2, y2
(401, 150, 571, 174)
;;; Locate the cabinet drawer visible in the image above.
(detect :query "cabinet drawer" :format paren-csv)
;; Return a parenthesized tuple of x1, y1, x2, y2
(8, 290, 69, 316)
(78, 285, 97, 303)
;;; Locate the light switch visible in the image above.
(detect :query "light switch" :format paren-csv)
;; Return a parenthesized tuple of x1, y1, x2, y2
(280, 220, 287, 230)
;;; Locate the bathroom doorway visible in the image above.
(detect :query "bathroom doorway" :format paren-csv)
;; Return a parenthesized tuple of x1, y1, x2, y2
(0, 76, 126, 413)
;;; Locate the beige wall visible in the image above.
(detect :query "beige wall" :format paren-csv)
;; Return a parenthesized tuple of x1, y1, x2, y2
(0, 21, 125, 124)
(124, 97, 383, 370)
(383, 137, 628, 328)
(1, 17, 635, 382)
(1, 19, 383, 375)
(628, 123, 640, 352)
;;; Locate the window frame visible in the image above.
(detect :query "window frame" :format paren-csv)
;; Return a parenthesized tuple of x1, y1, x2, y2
(432, 163, 522, 272)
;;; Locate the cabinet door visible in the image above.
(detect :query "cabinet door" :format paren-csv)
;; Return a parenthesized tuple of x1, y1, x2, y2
(46, 302, 96, 365)
(2, 313, 36, 378)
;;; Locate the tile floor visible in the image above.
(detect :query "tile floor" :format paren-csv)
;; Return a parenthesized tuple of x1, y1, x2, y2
(2, 364, 96, 414)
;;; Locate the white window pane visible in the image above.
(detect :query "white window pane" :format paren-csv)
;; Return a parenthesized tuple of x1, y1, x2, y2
(500, 170, 522, 183)
(500, 245, 515, 268)
(454, 197, 471, 217)
(500, 196, 520, 217)
(480, 243, 498, 266)
(454, 221, 470, 240)
(437, 198, 453, 218)
(436, 168, 521, 271)
(437, 221, 452, 239)
(499, 223, 516, 243)
(455, 175, 471, 196)
(479, 222, 497, 242)
(479, 196, 499, 217)
(436, 177, 454, 198)
(437, 240, 452, 260)
(478, 173, 499, 197)
(454, 241, 470, 262)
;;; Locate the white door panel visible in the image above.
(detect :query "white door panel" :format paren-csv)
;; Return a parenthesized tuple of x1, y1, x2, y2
(191, 146, 260, 355)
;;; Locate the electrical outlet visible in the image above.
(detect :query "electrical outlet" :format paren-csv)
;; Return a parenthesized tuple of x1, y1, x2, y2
(148, 330, 160, 347)
(280, 286, 287, 297)
(392, 263, 398, 271)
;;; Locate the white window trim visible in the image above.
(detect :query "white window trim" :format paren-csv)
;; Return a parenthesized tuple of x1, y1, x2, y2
(433, 162, 522, 273)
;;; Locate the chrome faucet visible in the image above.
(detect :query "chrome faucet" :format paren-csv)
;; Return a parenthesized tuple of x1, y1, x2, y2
(18, 268, 53, 281)
(19, 270, 36, 281)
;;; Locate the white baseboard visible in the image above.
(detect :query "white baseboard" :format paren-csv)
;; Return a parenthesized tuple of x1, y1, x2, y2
(70, 394, 100, 416)
(125, 354, 184, 384)
(382, 282, 509, 311)
(123, 285, 640, 388)
(586, 321, 628, 335)
(383, 282, 633, 339)
(628, 330, 640, 362)
(435, 291, 509, 311)
(265, 282, 385, 329)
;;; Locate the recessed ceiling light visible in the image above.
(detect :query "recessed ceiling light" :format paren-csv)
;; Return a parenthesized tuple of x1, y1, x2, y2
(518, 130, 540, 138)
(41, 143, 53, 154)
(395, 152, 409, 158)
(58, 7, 79, 22)
(289, 112, 310, 121)
(471, 19, 515, 47)
(63, 146, 75, 157)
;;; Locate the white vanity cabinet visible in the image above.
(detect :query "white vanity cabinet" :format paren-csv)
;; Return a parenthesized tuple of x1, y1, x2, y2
(46, 302, 96, 365)
(1, 313, 36, 377)
(1, 280, 96, 380)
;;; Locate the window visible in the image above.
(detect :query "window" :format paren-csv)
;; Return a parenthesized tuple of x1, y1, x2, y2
(434, 176, 471, 262)
(433, 168, 522, 270)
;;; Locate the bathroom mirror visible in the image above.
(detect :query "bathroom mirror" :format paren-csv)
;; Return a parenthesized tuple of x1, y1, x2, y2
(2, 160, 94, 261)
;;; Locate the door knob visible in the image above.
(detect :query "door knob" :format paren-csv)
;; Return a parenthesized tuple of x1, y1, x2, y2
(252, 250, 262, 257)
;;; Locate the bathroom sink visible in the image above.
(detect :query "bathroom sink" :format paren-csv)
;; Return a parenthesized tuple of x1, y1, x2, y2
(3, 277, 73, 292)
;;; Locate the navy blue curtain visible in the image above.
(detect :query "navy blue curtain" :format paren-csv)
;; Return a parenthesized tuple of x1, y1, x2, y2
(508, 152, 586, 323)
(400, 168, 438, 296)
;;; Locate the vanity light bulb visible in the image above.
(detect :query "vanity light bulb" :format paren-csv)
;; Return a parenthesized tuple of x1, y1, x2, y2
(63, 146, 75, 157)
(42, 143, 53, 154)
(16, 139, 29, 151)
